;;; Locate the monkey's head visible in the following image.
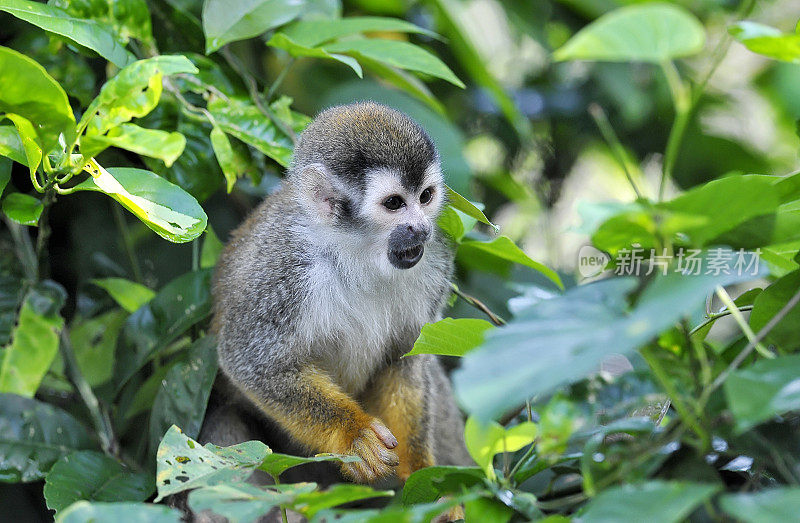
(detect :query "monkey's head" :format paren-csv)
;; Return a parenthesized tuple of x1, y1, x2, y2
(290, 102, 445, 271)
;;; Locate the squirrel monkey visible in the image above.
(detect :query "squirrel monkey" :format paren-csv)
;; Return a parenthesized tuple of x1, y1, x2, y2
(205, 102, 470, 485)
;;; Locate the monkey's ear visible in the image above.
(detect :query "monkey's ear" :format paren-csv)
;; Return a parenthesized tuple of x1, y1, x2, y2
(295, 163, 342, 222)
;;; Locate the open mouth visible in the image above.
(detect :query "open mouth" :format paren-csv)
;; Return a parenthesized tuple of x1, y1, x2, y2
(389, 244, 424, 269)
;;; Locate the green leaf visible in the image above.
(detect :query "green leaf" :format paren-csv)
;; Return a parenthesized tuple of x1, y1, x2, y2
(55, 501, 181, 523)
(405, 318, 494, 357)
(437, 205, 466, 242)
(258, 452, 359, 479)
(578, 481, 719, 523)
(4, 115, 43, 178)
(0, 0, 135, 67)
(749, 270, 800, 351)
(75, 164, 208, 243)
(70, 310, 125, 387)
(200, 226, 225, 269)
(445, 186, 496, 230)
(210, 126, 241, 193)
(553, 3, 706, 63)
(2, 193, 43, 226)
(0, 125, 26, 166)
(207, 96, 294, 166)
(149, 337, 218, 455)
(720, 488, 800, 523)
(464, 496, 514, 523)
(0, 46, 75, 151)
(115, 269, 212, 388)
(324, 38, 464, 88)
(51, 0, 154, 46)
(154, 425, 270, 502)
(78, 55, 198, 139)
(91, 277, 156, 313)
(281, 16, 439, 48)
(81, 124, 186, 167)
(0, 393, 95, 482)
(0, 283, 65, 396)
(44, 451, 153, 513)
(187, 482, 302, 522)
(401, 465, 483, 505)
(464, 417, 537, 479)
(291, 484, 393, 519)
(724, 354, 800, 432)
(266, 33, 363, 77)
(455, 253, 765, 418)
(730, 21, 800, 63)
(202, 0, 305, 54)
(458, 236, 564, 290)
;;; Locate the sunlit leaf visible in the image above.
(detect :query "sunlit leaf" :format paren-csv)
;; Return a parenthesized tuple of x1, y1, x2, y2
(91, 277, 155, 313)
(202, 0, 305, 53)
(258, 452, 359, 479)
(210, 126, 241, 193)
(553, 3, 706, 63)
(50, 0, 154, 46)
(81, 124, 186, 167)
(44, 451, 153, 513)
(0, 125, 26, 166)
(405, 317, 494, 357)
(445, 186, 496, 230)
(280, 16, 439, 48)
(267, 33, 363, 77)
(2, 192, 43, 226)
(464, 417, 537, 479)
(730, 21, 800, 63)
(459, 236, 563, 290)
(0, 0, 135, 67)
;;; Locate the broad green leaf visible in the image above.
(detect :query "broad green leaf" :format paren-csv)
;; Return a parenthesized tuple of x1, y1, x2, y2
(115, 269, 212, 388)
(720, 488, 800, 523)
(401, 465, 483, 505)
(0, 46, 75, 151)
(50, 0, 154, 46)
(281, 16, 439, 48)
(81, 124, 186, 167)
(200, 226, 225, 269)
(455, 252, 766, 418)
(69, 310, 125, 387)
(749, 270, 800, 351)
(210, 126, 241, 193)
(0, 283, 65, 396)
(324, 38, 464, 88)
(55, 501, 181, 523)
(316, 494, 475, 523)
(258, 452, 359, 479)
(78, 55, 198, 138)
(578, 481, 719, 523)
(44, 451, 153, 513)
(405, 318, 494, 357)
(357, 55, 445, 115)
(0, 0, 135, 67)
(149, 337, 218, 455)
(2, 193, 43, 226)
(208, 96, 294, 166)
(202, 0, 305, 53)
(4, 114, 42, 178)
(154, 425, 270, 502)
(0, 393, 94, 482)
(458, 236, 564, 290)
(91, 277, 156, 313)
(437, 205, 465, 242)
(291, 484, 393, 519)
(0, 125, 26, 166)
(464, 496, 514, 523)
(266, 33, 363, 77)
(464, 417, 537, 479)
(724, 354, 800, 431)
(730, 21, 800, 63)
(187, 482, 302, 523)
(445, 186, 496, 230)
(553, 3, 706, 63)
(75, 163, 207, 243)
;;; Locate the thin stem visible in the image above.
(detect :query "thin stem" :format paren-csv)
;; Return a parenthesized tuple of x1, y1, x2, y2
(451, 283, 506, 326)
(35, 188, 56, 279)
(265, 57, 296, 102)
(715, 286, 772, 359)
(271, 475, 289, 523)
(60, 329, 118, 457)
(690, 305, 754, 336)
(588, 103, 643, 199)
(112, 203, 144, 284)
(192, 237, 200, 272)
(4, 217, 38, 282)
(658, 60, 691, 201)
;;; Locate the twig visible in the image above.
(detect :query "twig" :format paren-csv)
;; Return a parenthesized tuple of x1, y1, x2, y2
(689, 305, 754, 336)
(112, 203, 144, 284)
(4, 216, 38, 282)
(265, 57, 296, 102)
(714, 286, 772, 359)
(451, 284, 506, 325)
(588, 103, 643, 199)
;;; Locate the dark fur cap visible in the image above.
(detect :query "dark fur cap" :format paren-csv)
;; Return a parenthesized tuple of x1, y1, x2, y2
(290, 102, 438, 193)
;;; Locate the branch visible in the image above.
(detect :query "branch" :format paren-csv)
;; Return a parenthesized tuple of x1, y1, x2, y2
(451, 283, 506, 326)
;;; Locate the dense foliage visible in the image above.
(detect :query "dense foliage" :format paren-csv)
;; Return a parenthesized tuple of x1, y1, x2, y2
(1, 0, 800, 521)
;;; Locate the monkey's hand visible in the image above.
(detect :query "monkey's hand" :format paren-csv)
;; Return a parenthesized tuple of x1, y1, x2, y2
(341, 419, 400, 483)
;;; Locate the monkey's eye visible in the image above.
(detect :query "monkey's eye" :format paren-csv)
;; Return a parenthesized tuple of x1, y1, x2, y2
(420, 187, 434, 205)
(383, 195, 405, 210)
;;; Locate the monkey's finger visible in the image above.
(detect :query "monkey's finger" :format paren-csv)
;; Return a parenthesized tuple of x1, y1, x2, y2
(369, 419, 398, 449)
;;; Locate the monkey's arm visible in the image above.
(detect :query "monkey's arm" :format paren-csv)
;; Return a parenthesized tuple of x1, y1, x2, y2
(361, 356, 437, 482)
(226, 361, 400, 482)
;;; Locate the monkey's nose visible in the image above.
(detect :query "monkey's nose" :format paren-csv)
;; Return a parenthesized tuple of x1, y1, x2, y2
(407, 225, 430, 243)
